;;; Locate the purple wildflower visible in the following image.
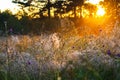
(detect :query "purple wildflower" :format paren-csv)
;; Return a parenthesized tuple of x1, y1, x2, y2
(27, 60, 31, 65)
(107, 50, 111, 55)
(10, 28, 13, 32)
(116, 54, 120, 57)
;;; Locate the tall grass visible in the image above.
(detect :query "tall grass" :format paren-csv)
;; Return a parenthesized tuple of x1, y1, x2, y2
(0, 18, 120, 80)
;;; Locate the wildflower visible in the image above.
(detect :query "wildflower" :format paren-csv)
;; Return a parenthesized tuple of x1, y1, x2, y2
(27, 60, 31, 65)
(116, 54, 120, 57)
(107, 50, 111, 55)
(10, 28, 13, 32)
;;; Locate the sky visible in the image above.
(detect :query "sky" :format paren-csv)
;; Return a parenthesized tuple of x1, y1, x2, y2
(0, 0, 19, 14)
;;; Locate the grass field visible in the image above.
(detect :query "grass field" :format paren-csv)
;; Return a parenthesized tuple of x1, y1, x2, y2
(0, 18, 120, 80)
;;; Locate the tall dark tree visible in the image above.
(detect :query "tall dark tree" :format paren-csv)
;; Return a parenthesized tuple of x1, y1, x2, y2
(53, 0, 84, 18)
(53, 1, 67, 17)
(47, 0, 51, 18)
(66, 0, 84, 18)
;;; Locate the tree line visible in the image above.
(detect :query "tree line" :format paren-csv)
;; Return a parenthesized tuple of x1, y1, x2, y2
(12, 0, 120, 18)
(0, 0, 120, 35)
(0, 10, 63, 35)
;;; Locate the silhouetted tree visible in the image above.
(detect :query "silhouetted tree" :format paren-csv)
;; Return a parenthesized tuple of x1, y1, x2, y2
(53, 1, 67, 17)
(68, 0, 84, 18)
(53, 0, 84, 18)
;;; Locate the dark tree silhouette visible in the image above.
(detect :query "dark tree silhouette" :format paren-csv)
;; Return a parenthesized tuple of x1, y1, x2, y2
(53, 1, 67, 17)
(39, 0, 53, 18)
(70, 0, 84, 17)
(53, 0, 84, 18)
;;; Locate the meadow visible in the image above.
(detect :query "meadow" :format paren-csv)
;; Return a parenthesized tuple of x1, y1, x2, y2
(0, 17, 120, 80)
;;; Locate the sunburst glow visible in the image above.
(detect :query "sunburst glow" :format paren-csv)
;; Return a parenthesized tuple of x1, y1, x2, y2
(84, 0, 105, 17)
(96, 6, 105, 16)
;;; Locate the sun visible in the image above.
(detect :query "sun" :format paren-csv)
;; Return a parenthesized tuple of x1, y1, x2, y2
(85, 0, 105, 17)
(96, 6, 105, 16)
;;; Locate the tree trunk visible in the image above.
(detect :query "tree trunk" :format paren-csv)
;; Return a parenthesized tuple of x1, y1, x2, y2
(73, 7, 76, 18)
(48, 0, 51, 19)
(80, 6, 82, 18)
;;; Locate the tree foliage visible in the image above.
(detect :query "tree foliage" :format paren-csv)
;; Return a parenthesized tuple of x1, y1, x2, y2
(12, 0, 85, 18)
(12, 0, 120, 18)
